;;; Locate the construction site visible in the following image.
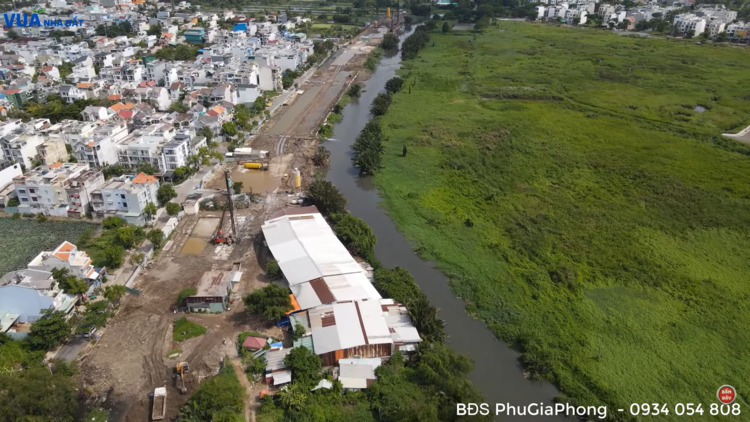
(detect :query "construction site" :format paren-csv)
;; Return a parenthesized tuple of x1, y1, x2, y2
(78, 25, 390, 422)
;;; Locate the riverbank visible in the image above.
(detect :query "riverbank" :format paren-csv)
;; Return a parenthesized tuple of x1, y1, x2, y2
(323, 25, 564, 417)
(372, 21, 750, 412)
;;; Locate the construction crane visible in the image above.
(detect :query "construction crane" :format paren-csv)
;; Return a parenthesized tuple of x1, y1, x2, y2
(210, 169, 238, 245)
(174, 362, 189, 394)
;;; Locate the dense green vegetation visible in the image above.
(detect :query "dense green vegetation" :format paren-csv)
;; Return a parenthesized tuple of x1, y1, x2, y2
(244, 283, 292, 322)
(0, 337, 78, 421)
(332, 213, 376, 262)
(173, 317, 207, 341)
(0, 218, 96, 275)
(77, 216, 145, 269)
(374, 21, 750, 414)
(177, 364, 244, 422)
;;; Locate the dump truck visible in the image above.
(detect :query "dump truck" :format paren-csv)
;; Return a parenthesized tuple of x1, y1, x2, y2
(151, 387, 167, 420)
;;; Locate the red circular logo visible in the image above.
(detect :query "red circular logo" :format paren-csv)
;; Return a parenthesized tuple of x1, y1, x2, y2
(717, 385, 736, 404)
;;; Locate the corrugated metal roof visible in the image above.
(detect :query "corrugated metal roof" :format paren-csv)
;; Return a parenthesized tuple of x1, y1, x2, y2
(290, 272, 382, 311)
(273, 369, 292, 385)
(292, 335, 314, 351)
(338, 358, 382, 390)
(265, 348, 292, 372)
(261, 210, 367, 286)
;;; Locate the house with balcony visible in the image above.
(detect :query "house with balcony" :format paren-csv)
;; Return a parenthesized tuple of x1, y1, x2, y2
(90, 172, 160, 225)
(0, 126, 48, 168)
(59, 84, 87, 103)
(13, 163, 105, 216)
(27, 241, 101, 282)
(35, 138, 68, 166)
(184, 28, 206, 44)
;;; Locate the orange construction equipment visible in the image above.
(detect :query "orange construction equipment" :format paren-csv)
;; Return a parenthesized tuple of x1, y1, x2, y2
(174, 362, 189, 394)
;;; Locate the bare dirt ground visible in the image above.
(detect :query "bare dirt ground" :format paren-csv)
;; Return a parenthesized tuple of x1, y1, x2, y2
(78, 28, 384, 422)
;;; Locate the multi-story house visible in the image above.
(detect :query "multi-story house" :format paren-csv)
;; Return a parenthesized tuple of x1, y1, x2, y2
(0, 119, 50, 168)
(72, 121, 127, 168)
(27, 241, 101, 281)
(59, 84, 87, 103)
(162, 136, 190, 171)
(13, 163, 105, 216)
(90, 172, 160, 225)
(145, 59, 166, 84)
(35, 138, 68, 166)
(71, 56, 97, 80)
(115, 123, 177, 172)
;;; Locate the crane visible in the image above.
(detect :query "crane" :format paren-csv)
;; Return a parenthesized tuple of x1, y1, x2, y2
(209, 169, 238, 245)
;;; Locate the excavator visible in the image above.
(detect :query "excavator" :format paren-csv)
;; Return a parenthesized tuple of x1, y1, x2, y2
(174, 362, 189, 394)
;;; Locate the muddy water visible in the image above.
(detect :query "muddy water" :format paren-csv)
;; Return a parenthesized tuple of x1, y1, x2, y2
(192, 218, 220, 238)
(324, 30, 564, 419)
(180, 237, 207, 255)
(230, 168, 278, 193)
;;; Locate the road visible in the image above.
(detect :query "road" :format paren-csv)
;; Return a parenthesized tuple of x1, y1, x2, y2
(56, 337, 87, 362)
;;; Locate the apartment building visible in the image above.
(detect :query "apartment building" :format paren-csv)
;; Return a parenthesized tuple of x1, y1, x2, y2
(13, 163, 105, 216)
(90, 172, 160, 225)
(115, 123, 177, 173)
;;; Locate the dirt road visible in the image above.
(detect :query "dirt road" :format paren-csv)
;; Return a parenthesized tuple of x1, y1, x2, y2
(79, 30, 384, 422)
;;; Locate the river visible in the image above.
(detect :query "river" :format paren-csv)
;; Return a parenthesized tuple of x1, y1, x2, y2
(324, 30, 564, 420)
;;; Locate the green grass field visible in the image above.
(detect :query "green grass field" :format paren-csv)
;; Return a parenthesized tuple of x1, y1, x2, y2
(375, 22, 750, 415)
(0, 217, 97, 276)
(173, 317, 207, 342)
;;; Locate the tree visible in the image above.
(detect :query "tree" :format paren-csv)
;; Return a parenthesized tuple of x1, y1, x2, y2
(102, 245, 125, 268)
(177, 287, 197, 306)
(243, 284, 291, 322)
(169, 101, 189, 113)
(265, 259, 281, 278)
(371, 93, 392, 116)
(347, 84, 362, 98)
(157, 183, 177, 206)
(115, 226, 145, 249)
(277, 383, 308, 411)
(166, 202, 181, 216)
(232, 181, 243, 194)
(385, 77, 403, 94)
(312, 145, 330, 167)
(306, 178, 347, 215)
(380, 32, 399, 50)
(51, 267, 88, 295)
(177, 365, 244, 421)
(144, 202, 157, 222)
(442, 21, 451, 33)
(130, 252, 145, 266)
(352, 120, 385, 176)
(27, 309, 71, 350)
(148, 229, 164, 249)
(221, 122, 238, 139)
(283, 347, 322, 387)
(103, 285, 126, 305)
(332, 213, 376, 260)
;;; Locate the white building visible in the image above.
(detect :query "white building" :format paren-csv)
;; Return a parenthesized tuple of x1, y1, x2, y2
(13, 163, 105, 216)
(115, 123, 177, 173)
(90, 172, 160, 225)
(27, 241, 100, 281)
(0, 119, 50, 168)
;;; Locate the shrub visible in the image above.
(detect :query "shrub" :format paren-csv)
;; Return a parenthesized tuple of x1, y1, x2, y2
(265, 259, 281, 278)
(243, 284, 291, 322)
(332, 213, 376, 261)
(306, 178, 347, 215)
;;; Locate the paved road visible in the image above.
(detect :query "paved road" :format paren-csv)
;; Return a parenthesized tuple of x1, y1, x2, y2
(56, 337, 87, 362)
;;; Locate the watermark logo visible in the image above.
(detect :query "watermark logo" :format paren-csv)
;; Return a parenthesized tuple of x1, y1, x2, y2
(3, 6, 84, 28)
(717, 385, 736, 405)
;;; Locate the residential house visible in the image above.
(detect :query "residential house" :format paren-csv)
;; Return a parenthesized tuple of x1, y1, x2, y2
(81, 106, 114, 122)
(0, 120, 49, 168)
(59, 84, 87, 103)
(40, 65, 61, 81)
(0, 270, 76, 331)
(35, 138, 68, 165)
(90, 172, 160, 225)
(27, 241, 101, 281)
(13, 163, 105, 216)
(184, 28, 206, 44)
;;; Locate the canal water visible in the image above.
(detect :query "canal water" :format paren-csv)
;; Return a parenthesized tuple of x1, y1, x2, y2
(324, 31, 564, 419)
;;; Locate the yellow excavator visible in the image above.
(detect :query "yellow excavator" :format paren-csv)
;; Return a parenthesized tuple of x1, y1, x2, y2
(174, 362, 189, 394)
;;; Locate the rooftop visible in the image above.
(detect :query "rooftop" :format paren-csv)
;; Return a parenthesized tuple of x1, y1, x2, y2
(193, 270, 233, 297)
